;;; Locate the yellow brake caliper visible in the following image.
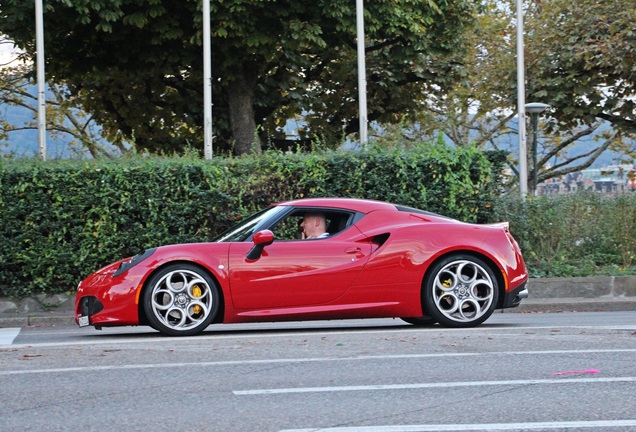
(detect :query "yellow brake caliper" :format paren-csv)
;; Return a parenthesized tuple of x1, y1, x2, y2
(441, 279, 453, 304)
(192, 285, 202, 315)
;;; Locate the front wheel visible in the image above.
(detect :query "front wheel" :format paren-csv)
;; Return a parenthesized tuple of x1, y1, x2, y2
(143, 263, 220, 336)
(423, 255, 499, 328)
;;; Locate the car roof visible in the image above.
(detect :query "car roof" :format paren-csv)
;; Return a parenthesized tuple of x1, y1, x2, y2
(274, 197, 398, 214)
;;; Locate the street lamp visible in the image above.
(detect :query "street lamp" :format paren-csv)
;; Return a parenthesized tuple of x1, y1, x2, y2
(35, 0, 46, 160)
(356, 0, 368, 148)
(525, 102, 551, 196)
(516, 0, 527, 199)
(202, 0, 213, 160)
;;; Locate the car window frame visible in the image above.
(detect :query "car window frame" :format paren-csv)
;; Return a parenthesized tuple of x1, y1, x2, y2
(266, 207, 361, 242)
(212, 206, 292, 243)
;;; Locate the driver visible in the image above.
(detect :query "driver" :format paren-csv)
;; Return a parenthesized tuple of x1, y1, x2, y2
(300, 212, 329, 239)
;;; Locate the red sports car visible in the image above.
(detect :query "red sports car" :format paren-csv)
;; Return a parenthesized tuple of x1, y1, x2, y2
(76, 198, 528, 336)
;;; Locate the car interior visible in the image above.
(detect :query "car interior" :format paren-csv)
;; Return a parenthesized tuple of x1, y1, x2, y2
(270, 209, 354, 240)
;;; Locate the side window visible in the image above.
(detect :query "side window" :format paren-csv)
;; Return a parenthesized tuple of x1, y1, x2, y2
(272, 215, 304, 241)
(269, 209, 354, 241)
(325, 213, 352, 236)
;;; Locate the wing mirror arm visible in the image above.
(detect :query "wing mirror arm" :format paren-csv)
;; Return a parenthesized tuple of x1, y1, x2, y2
(246, 230, 274, 261)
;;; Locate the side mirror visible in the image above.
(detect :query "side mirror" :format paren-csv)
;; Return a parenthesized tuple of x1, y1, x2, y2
(246, 230, 274, 260)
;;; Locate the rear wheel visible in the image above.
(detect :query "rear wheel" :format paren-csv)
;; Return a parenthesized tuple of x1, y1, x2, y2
(143, 263, 220, 336)
(423, 255, 499, 328)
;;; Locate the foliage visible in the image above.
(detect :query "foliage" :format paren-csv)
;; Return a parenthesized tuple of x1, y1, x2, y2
(522, 0, 636, 182)
(403, 0, 635, 191)
(0, 143, 502, 298)
(0, 36, 130, 158)
(525, 0, 636, 136)
(490, 191, 636, 277)
(0, 0, 478, 155)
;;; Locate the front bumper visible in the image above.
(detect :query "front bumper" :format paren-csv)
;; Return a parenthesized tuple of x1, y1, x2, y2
(77, 296, 105, 327)
(74, 261, 145, 328)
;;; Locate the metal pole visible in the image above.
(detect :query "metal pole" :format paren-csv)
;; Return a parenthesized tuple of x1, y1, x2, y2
(35, 0, 46, 160)
(356, 0, 368, 148)
(202, 0, 213, 159)
(525, 102, 551, 196)
(532, 112, 538, 196)
(516, 0, 527, 198)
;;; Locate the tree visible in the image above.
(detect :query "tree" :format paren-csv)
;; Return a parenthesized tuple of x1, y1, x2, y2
(526, 0, 635, 135)
(0, 36, 127, 158)
(523, 0, 636, 182)
(392, 0, 635, 190)
(0, 0, 478, 155)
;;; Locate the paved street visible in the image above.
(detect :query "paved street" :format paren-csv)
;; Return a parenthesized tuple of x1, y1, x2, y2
(1, 312, 636, 431)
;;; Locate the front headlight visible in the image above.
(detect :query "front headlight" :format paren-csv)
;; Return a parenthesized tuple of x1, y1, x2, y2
(112, 248, 156, 277)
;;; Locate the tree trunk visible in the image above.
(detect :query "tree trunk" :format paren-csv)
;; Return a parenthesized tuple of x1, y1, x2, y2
(227, 64, 261, 155)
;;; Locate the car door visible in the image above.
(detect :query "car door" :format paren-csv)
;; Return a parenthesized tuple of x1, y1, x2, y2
(227, 231, 372, 310)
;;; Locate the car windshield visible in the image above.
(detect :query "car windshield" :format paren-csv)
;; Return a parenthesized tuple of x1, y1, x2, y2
(212, 206, 289, 242)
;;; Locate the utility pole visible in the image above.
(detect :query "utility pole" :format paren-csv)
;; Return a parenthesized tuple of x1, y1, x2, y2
(356, 0, 368, 148)
(526, 102, 551, 196)
(35, 0, 46, 160)
(203, 0, 213, 159)
(516, 0, 527, 198)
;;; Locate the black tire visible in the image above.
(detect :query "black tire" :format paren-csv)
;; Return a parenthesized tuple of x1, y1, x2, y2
(401, 317, 437, 326)
(422, 255, 499, 328)
(143, 263, 220, 336)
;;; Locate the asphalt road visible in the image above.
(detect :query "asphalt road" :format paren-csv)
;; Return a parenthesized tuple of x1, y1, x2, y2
(1, 312, 636, 432)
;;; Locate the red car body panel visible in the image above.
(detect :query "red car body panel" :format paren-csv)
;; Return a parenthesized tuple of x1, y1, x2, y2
(75, 198, 528, 329)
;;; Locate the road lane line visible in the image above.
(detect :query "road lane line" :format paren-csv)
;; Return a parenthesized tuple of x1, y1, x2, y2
(9, 321, 636, 348)
(8, 324, 636, 348)
(1, 349, 636, 376)
(280, 419, 636, 431)
(234, 376, 636, 395)
(0, 328, 20, 345)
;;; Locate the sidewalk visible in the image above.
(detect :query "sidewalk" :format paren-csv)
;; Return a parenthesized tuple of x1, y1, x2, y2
(1, 276, 635, 328)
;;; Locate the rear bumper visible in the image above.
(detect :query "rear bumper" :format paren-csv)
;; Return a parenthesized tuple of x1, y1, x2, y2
(501, 281, 529, 309)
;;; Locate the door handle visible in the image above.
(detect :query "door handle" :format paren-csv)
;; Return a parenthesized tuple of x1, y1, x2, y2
(345, 247, 362, 254)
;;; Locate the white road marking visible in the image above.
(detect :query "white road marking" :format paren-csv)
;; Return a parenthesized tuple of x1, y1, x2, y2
(280, 419, 636, 431)
(1, 349, 636, 376)
(0, 328, 20, 345)
(234, 376, 636, 395)
(7, 322, 636, 349)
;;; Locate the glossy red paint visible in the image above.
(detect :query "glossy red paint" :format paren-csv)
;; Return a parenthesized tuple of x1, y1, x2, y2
(77, 243, 231, 326)
(75, 198, 528, 334)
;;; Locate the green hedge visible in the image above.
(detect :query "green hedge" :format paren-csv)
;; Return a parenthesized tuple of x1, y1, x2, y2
(492, 191, 636, 277)
(0, 144, 504, 298)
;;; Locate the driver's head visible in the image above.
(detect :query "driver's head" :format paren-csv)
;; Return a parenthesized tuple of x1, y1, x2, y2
(300, 212, 327, 239)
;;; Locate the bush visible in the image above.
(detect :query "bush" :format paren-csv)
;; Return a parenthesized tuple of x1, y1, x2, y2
(0, 143, 503, 298)
(490, 191, 636, 277)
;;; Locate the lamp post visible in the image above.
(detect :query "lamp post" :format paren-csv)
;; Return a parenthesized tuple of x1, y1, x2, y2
(35, 0, 46, 160)
(356, 0, 368, 148)
(525, 102, 551, 196)
(202, 0, 213, 160)
(516, 0, 527, 198)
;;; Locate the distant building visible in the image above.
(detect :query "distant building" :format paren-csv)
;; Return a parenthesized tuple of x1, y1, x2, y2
(537, 164, 636, 196)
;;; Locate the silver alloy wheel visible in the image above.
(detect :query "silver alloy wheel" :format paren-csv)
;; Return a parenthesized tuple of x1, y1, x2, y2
(432, 259, 495, 323)
(149, 269, 214, 332)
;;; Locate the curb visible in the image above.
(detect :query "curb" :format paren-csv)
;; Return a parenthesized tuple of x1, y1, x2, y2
(0, 314, 76, 328)
(510, 297, 636, 313)
(507, 275, 636, 313)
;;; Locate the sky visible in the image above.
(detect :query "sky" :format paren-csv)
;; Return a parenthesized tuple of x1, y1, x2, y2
(0, 38, 22, 68)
